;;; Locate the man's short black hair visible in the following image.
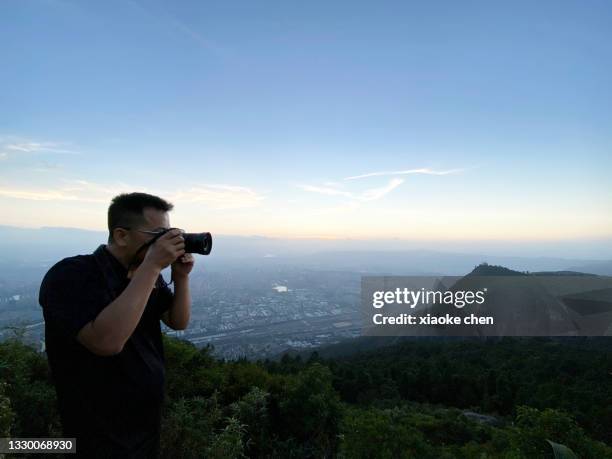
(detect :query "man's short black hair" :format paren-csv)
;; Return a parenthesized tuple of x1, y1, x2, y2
(107, 192, 174, 243)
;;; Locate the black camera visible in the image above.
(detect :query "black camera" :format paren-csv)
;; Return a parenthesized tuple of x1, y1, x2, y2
(130, 227, 213, 256)
(182, 231, 213, 255)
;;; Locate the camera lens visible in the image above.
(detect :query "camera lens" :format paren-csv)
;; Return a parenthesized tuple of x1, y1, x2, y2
(183, 232, 212, 255)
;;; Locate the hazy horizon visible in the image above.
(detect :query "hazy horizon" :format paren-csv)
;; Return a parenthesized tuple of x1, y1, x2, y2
(1, 224, 611, 261)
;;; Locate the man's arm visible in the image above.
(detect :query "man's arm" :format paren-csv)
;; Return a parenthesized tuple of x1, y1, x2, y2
(161, 253, 194, 330)
(77, 229, 185, 356)
(161, 277, 191, 330)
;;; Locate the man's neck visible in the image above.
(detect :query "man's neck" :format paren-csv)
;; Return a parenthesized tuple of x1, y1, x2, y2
(105, 243, 131, 270)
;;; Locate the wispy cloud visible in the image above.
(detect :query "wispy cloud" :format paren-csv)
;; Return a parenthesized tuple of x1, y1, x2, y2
(126, 0, 227, 56)
(5, 142, 77, 154)
(0, 189, 80, 201)
(361, 178, 404, 201)
(298, 166, 462, 205)
(169, 185, 265, 210)
(0, 180, 265, 210)
(344, 167, 463, 180)
(0, 137, 80, 158)
(167, 16, 225, 55)
(0, 180, 118, 202)
(298, 178, 404, 202)
(62, 180, 129, 197)
(0, 180, 131, 203)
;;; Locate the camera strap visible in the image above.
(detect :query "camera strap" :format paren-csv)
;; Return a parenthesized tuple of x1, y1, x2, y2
(126, 229, 170, 277)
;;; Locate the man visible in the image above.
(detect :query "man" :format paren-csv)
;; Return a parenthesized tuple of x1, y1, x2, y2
(39, 192, 194, 458)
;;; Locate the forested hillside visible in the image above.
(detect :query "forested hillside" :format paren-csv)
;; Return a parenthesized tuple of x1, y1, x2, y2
(0, 336, 611, 458)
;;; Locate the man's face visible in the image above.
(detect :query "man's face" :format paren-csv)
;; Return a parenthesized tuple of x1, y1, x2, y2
(125, 207, 171, 265)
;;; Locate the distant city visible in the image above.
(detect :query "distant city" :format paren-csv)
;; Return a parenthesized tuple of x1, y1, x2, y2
(0, 264, 363, 359)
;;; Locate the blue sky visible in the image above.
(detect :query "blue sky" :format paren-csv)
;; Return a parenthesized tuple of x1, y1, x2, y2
(1, 0, 611, 244)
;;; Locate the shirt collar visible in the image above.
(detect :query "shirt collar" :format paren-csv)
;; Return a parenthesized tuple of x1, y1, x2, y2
(103, 245, 129, 277)
(93, 244, 129, 288)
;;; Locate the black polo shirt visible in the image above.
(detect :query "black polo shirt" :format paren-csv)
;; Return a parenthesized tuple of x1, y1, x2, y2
(39, 244, 174, 458)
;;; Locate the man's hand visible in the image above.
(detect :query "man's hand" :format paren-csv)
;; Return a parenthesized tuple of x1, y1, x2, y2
(171, 253, 195, 281)
(163, 252, 194, 330)
(142, 229, 185, 271)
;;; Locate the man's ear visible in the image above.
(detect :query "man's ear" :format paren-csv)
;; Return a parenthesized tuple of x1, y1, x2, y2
(112, 228, 130, 247)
